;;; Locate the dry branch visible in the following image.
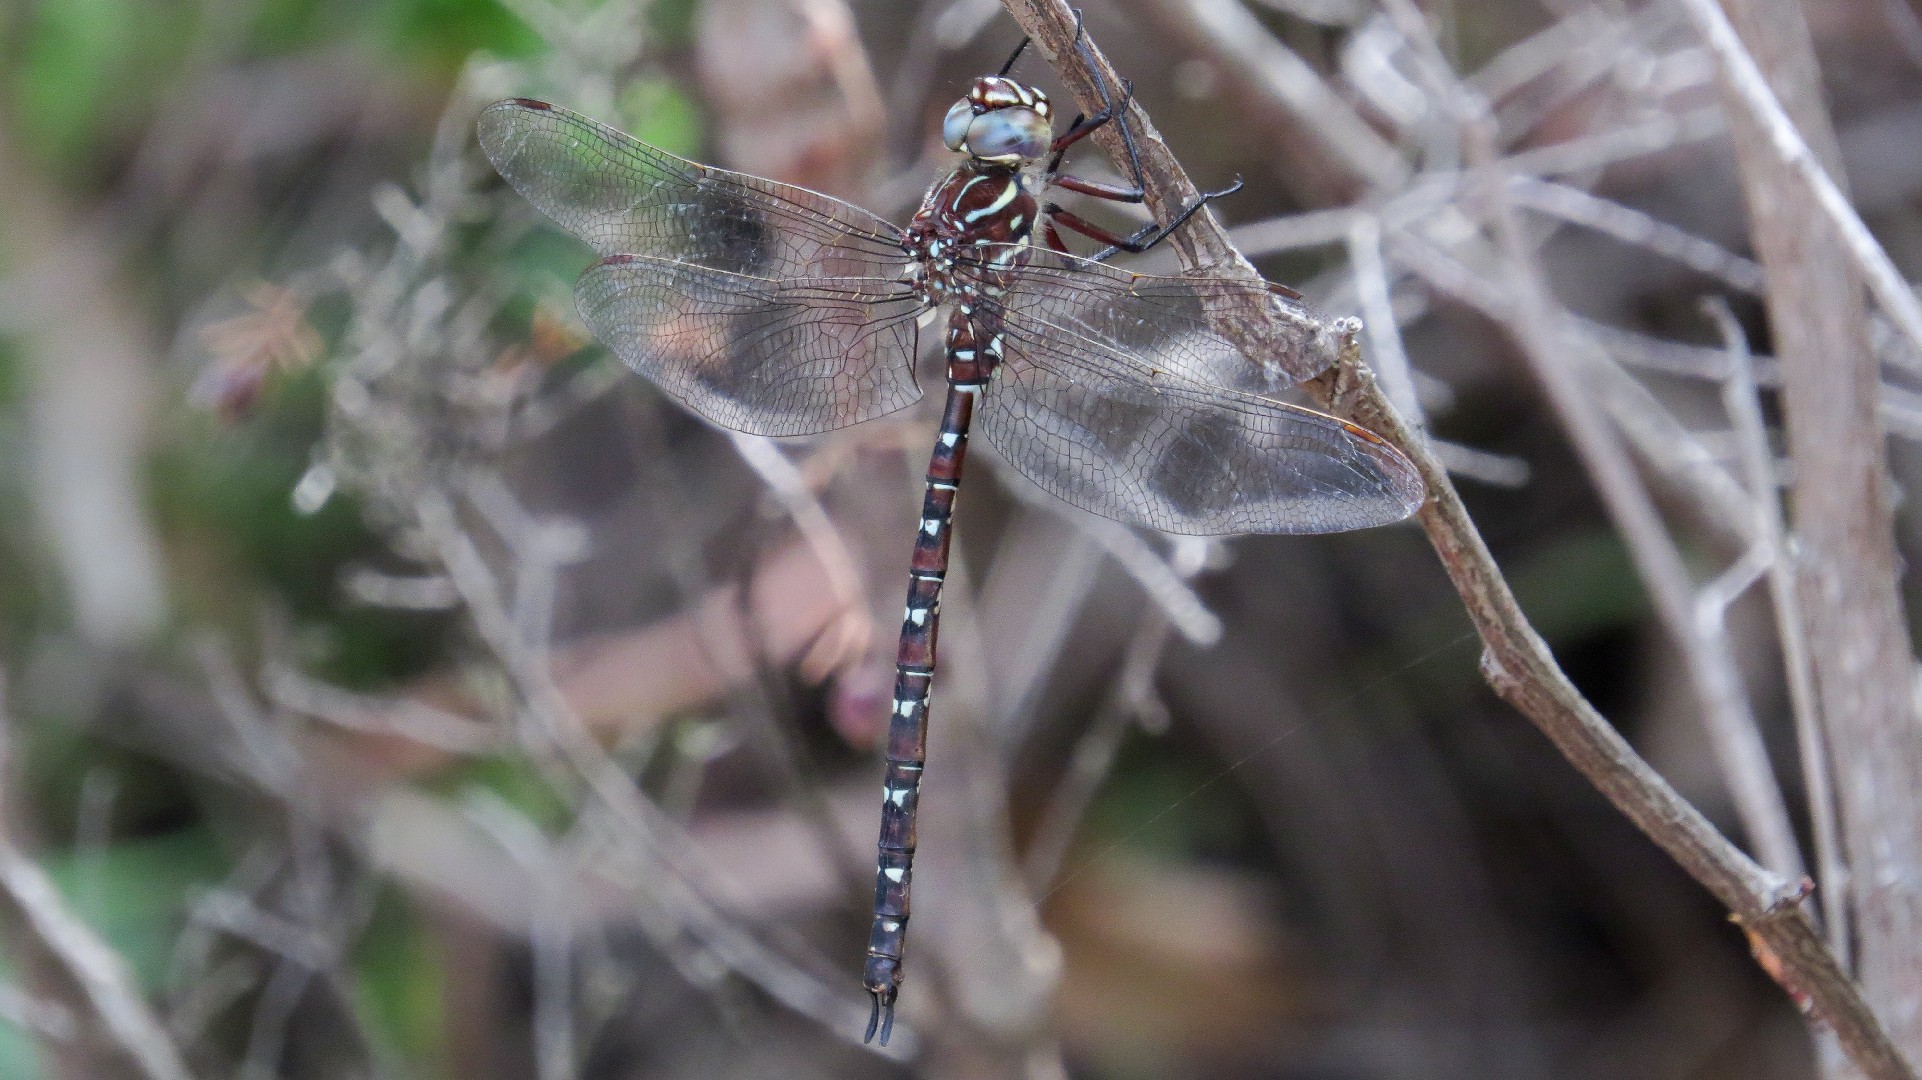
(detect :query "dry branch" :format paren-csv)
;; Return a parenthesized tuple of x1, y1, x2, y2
(1676, 0, 1922, 362)
(1121, 0, 1409, 194)
(1705, 297, 1846, 971)
(0, 851, 197, 1080)
(1479, 187, 1805, 884)
(997, 1, 1915, 1076)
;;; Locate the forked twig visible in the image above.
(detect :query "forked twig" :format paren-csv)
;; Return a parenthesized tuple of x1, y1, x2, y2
(996, 2, 1914, 1076)
(1675, 0, 1922, 360)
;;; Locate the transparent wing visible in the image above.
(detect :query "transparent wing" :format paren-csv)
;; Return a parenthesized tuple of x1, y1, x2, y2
(975, 246, 1351, 393)
(977, 255, 1422, 535)
(578, 255, 925, 436)
(478, 99, 909, 280)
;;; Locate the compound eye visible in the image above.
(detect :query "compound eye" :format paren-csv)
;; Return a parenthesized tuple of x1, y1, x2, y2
(965, 107, 1050, 162)
(942, 100, 974, 151)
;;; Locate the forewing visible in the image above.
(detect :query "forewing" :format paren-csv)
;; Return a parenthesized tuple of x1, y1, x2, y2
(979, 246, 1350, 393)
(478, 99, 908, 280)
(577, 255, 924, 436)
(979, 303, 1423, 535)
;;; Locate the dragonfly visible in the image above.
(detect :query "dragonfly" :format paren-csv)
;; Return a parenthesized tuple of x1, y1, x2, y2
(478, 28, 1423, 1047)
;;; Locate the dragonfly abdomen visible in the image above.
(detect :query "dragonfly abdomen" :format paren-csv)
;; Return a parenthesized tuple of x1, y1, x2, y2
(864, 370, 980, 1045)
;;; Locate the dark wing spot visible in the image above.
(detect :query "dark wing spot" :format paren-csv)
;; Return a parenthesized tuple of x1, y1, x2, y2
(681, 193, 775, 276)
(1151, 411, 1246, 518)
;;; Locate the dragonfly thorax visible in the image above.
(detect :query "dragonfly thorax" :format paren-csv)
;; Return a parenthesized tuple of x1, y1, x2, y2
(905, 163, 1040, 304)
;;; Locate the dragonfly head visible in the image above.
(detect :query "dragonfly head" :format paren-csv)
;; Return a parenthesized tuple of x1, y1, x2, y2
(943, 76, 1052, 165)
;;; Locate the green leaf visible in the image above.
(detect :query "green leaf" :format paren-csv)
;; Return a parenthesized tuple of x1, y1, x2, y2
(618, 79, 700, 159)
(9, 0, 181, 168)
(353, 889, 448, 1074)
(0, 1021, 43, 1080)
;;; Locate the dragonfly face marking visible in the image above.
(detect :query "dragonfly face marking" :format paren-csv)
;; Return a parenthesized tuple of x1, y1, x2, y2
(477, 42, 1424, 1049)
(942, 76, 1054, 164)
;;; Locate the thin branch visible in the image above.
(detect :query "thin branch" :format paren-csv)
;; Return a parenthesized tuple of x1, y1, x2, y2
(461, 794, 579, 1080)
(1467, 6, 1622, 104)
(993, 471, 1225, 646)
(1674, 0, 1922, 360)
(1022, 607, 1178, 891)
(1579, 346, 1757, 548)
(1347, 212, 1424, 426)
(1428, 439, 1531, 488)
(1883, 0, 1922, 72)
(1506, 176, 1766, 293)
(1228, 205, 1359, 257)
(1499, 104, 1727, 178)
(727, 433, 874, 684)
(1704, 297, 1848, 966)
(1120, 0, 1409, 191)
(0, 820, 195, 1080)
(409, 485, 893, 1053)
(1480, 171, 1805, 884)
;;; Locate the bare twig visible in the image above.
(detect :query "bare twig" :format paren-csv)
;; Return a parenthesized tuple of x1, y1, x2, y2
(0, 130, 167, 646)
(1120, 0, 1409, 191)
(0, 844, 195, 1080)
(1346, 212, 1423, 425)
(0, 982, 77, 1044)
(1228, 205, 1359, 258)
(1506, 176, 1766, 293)
(1704, 297, 1847, 965)
(1883, 0, 1922, 72)
(409, 485, 892, 1052)
(462, 794, 579, 1080)
(727, 434, 873, 683)
(1022, 602, 1180, 891)
(1579, 349, 1756, 548)
(1676, 0, 1922, 359)
(1478, 150, 1805, 885)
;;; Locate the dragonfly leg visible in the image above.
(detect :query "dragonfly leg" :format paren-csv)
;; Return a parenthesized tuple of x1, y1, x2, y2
(1050, 172, 1145, 203)
(1042, 217, 1073, 254)
(1066, 15, 1148, 192)
(1044, 14, 1239, 253)
(1047, 77, 1137, 164)
(1045, 176, 1244, 261)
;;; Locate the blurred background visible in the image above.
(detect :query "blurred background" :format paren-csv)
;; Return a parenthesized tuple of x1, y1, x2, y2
(2, 0, 1917, 1077)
